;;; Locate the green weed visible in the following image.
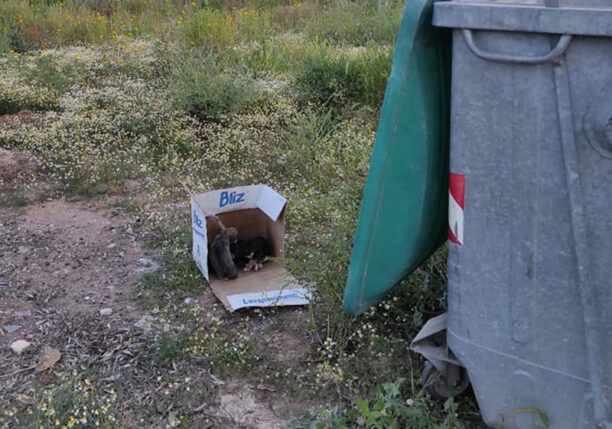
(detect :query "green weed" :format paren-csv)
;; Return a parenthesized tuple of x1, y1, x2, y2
(291, 379, 466, 429)
(0, 374, 119, 428)
(244, 38, 296, 74)
(305, 0, 403, 46)
(295, 43, 392, 109)
(180, 8, 237, 53)
(139, 228, 201, 294)
(0, 188, 27, 207)
(170, 51, 261, 119)
(19, 54, 85, 98)
(156, 331, 187, 367)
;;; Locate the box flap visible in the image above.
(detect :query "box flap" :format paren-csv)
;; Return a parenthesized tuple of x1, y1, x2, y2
(209, 259, 309, 311)
(256, 186, 287, 221)
(191, 201, 209, 280)
(192, 185, 260, 216)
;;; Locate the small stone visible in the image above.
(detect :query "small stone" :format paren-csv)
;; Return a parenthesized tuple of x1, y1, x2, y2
(14, 310, 32, 318)
(184, 297, 193, 305)
(137, 257, 159, 273)
(11, 339, 31, 355)
(3, 324, 20, 333)
(134, 315, 154, 332)
(99, 308, 113, 316)
(17, 246, 30, 254)
(35, 346, 61, 372)
(107, 243, 117, 249)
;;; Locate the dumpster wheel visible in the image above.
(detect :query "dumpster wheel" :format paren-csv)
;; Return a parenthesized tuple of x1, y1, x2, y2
(421, 361, 470, 399)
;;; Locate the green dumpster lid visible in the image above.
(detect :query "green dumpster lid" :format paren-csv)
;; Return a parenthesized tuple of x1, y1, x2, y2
(434, 0, 612, 37)
(343, 0, 451, 316)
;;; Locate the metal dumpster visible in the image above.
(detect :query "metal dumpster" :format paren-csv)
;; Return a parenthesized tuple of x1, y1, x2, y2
(433, 1, 612, 428)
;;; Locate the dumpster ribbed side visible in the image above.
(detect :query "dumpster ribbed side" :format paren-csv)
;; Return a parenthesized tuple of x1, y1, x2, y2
(438, 13, 612, 427)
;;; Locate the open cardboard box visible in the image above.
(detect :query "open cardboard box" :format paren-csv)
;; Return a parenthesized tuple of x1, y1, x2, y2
(191, 185, 310, 311)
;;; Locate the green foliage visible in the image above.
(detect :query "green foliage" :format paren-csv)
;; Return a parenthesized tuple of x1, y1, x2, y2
(0, 189, 28, 207)
(180, 8, 236, 53)
(20, 54, 85, 97)
(244, 39, 295, 73)
(293, 379, 465, 429)
(139, 227, 202, 295)
(0, 0, 180, 53)
(281, 108, 340, 186)
(0, 0, 405, 55)
(295, 44, 392, 109)
(234, 7, 274, 42)
(2, 375, 119, 428)
(156, 332, 187, 366)
(0, 66, 59, 114)
(305, 0, 403, 46)
(170, 51, 260, 119)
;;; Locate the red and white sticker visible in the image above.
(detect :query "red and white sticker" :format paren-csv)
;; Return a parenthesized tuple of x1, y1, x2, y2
(448, 173, 465, 246)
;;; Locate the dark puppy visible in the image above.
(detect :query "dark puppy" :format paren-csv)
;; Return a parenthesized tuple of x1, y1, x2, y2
(231, 236, 273, 271)
(208, 230, 237, 280)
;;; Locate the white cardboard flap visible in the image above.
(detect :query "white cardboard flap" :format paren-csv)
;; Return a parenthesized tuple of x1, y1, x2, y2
(192, 185, 259, 216)
(227, 288, 312, 310)
(256, 185, 287, 221)
(192, 184, 287, 220)
(208, 259, 304, 311)
(191, 202, 209, 280)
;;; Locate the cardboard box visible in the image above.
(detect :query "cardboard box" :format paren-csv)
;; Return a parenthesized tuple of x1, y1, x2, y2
(191, 185, 311, 311)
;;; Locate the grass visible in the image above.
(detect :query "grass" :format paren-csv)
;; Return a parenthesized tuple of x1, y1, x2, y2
(169, 50, 262, 119)
(0, 188, 28, 207)
(291, 380, 466, 429)
(3, 374, 119, 428)
(0, 0, 483, 427)
(18, 54, 86, 97)
(156, 331, 188, 367)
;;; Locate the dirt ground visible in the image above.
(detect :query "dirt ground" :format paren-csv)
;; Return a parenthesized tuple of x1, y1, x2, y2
(0, 149, 309, 428)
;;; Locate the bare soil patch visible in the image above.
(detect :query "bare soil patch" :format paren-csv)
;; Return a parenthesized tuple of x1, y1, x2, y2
(0, 196, 153, 398)
(215, 383, 290, 429)
(0, 149, 36, 186)
(0, 191, 314, 427)
(0, 111, 43, 128)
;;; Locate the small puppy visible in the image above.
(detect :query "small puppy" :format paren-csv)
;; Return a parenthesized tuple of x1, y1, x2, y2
(208, 230, 237, 280)
(231, 235, 273, 271)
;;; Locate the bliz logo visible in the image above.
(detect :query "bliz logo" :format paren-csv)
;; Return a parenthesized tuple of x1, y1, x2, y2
(192, 209, 203, 229)
(219, 191, 245, 208)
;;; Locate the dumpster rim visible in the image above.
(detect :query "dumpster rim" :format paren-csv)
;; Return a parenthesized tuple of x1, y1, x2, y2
(433, 2, 612, 37)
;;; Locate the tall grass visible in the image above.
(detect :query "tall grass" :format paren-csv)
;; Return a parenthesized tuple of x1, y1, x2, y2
(0, 0, 401, 111)
(169, 50, 262, 119)
(295, 43, 393, 109)
(0, 0, 182, 52)
(305, 0, 403, 45)
(0, 0, 404, 50)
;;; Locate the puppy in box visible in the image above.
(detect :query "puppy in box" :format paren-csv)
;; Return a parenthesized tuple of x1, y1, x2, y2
(227, 227, 273, 272)
(208, 221, 273, 280)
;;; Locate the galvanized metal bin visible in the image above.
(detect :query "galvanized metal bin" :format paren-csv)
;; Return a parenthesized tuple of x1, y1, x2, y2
(433, 1, 612, 427)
